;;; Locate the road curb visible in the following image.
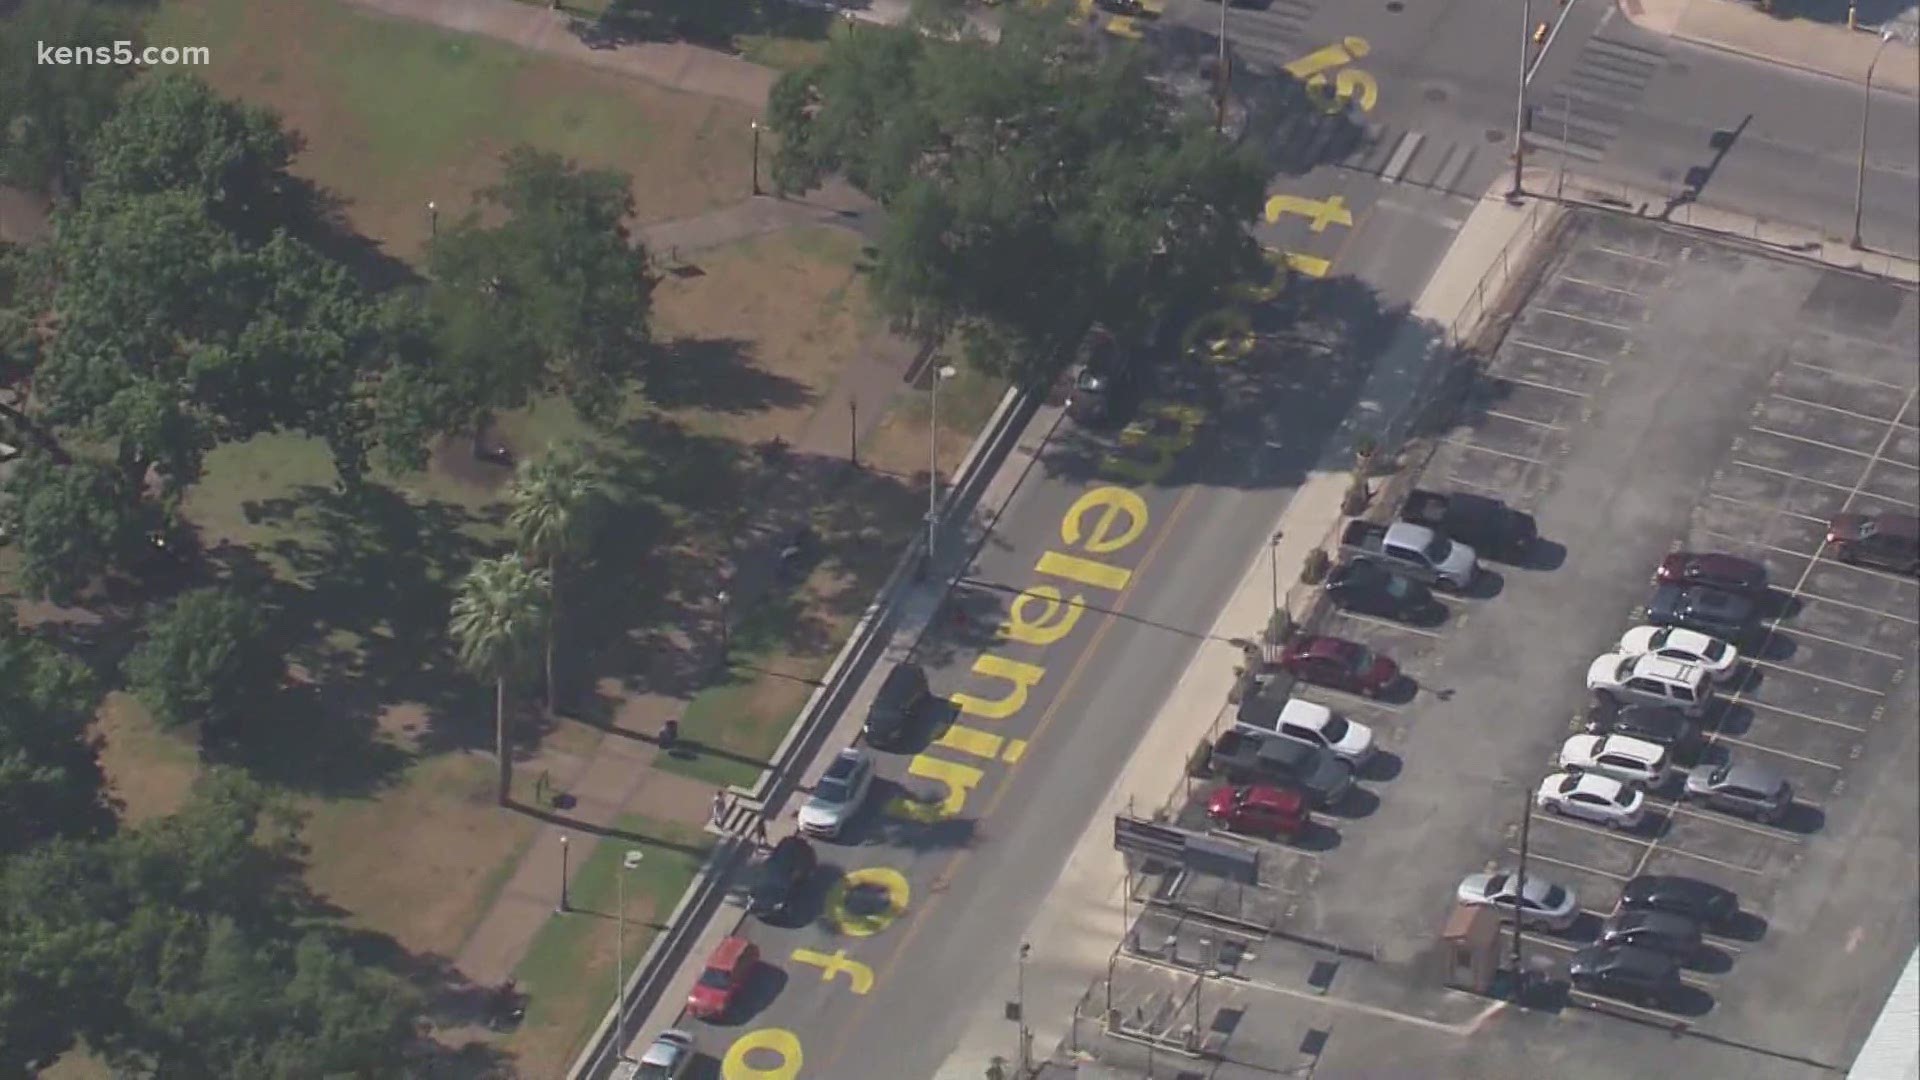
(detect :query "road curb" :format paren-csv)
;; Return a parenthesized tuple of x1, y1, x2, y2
(1613, 0, 1920, 98)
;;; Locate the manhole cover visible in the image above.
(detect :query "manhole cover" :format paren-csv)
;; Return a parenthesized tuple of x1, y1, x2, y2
(1485, 128, 1508, 143)
(1424, 86, 1449, 103)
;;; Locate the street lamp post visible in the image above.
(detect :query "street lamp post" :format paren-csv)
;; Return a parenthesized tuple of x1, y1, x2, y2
(1852, 31, 1897, 251)
(615, 850, 645, 1060)
(1510, 0, 1534, 199)
(715, 590, 731, 663)
(1267, 530, 1283, 664)
(751, 120, 762, 196)
(1214, 0, 1230, 134)
(556, 835, 571, 914)
(1016, 942, 1032, 1074)
(426, 200, 438, 238)
(1511, 787, 1534, 1002)
(927, 365, 957, 562)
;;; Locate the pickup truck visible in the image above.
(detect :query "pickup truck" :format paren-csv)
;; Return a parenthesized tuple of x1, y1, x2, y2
(1399, 489, 1537, 563)
(1338, 519, 1478, 590)
(1205, 729, 1354, 808)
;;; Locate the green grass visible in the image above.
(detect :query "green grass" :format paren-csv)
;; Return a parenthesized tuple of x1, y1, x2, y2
(657, 597, 819, 789)
(511, 817, 711, 1075)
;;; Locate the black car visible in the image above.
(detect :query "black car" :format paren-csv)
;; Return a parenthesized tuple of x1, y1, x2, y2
(862, 662, 932, 749)
(1647, 583, 1756, 642)
(747, 836, 817, 920)
(1399, 489, 1538, 563)
(1064, 328, 1139, 428)
(1826, 512, 1920, 574)
(1597, 910, 1702, 958)
(1620, 874, 1738, 927)
(1208, 729, 1354, 808)
(1323, 560, 1440, 622)
(1568, 943, 1682, 1005)
(1586, 701, 1700, 751)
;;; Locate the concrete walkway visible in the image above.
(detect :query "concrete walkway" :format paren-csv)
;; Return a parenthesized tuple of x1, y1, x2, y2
(1621, 0, 1920, 94)
(637, 180, 881, 259)
(343, 0, 779, 107)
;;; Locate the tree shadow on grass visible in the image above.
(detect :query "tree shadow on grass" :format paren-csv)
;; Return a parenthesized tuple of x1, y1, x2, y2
(644, 336, 817, 416)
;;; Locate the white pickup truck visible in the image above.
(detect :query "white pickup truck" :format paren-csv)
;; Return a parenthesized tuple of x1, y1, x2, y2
(1337, 519, 1478, 591)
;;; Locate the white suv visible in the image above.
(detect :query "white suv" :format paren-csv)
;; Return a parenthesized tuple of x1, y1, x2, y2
(1586, 653, 1712, 716)
(1558, 733, 1674, 789)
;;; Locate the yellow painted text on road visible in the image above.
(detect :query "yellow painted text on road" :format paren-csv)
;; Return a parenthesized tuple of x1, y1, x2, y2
(1282, 251, 1333, 278)
(1100, 403, 1207, 485)
(935, 723, 1005, 760)
(723, 1028, 802, 1080)
(791, 949, 875, 995)
(1266, 193, 1354, 233)
(1283, 36, 1370, 79)
(1284, 36, 1379, 114)
(1034, 550, 1133, 592)
(952, 655, 1046, 720)
(1000, 585, 1085, 647)
(887, 755, 984, 822)
(823, 868, 911, 937)
(1061, 486, 1151, 553)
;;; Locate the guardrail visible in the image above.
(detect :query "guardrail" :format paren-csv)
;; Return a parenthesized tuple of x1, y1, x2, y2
(1448, 197, 1549, 347)
(566, 384, 1036, 1080)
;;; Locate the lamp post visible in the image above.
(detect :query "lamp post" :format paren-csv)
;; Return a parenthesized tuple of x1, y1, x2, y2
(556, 835, 571, 914)
(750, 120, 762, 196)
(1267, 530, 1283, 663)
(426, 199, 438, 238)
(927, 365, 957, 562)
(1852, 30, 1897, 251)
(1016, 941, 1033, 1074)
(1510, 0, 1534, 199)
(615, 850, 645, 1060)
(1511, 787, 1533, 1002)
(1214, 0, 1230, 134)
(715, 590, 731, 663)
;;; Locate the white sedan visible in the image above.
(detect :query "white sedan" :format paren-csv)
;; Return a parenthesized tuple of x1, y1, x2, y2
(1536, 771, 1645, 829)
(1617, 625, 1739, 681)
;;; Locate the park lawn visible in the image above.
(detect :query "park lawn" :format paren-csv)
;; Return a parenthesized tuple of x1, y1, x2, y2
(505, 817, 711, 1078)
(152, 0, 756, 258)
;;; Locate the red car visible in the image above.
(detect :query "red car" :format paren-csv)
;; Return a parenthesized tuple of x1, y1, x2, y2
(1277, 635, 1399, 697)
(1206, 784, 1309, 839)
(686, 935, 759, 1021)
(1654, 551, 1769, 598)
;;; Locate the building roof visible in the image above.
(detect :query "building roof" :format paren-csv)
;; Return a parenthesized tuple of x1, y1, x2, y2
(1849, 947, 1918, 1080)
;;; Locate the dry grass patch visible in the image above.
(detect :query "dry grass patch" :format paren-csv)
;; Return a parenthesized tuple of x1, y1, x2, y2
(91, 693, 201, 825)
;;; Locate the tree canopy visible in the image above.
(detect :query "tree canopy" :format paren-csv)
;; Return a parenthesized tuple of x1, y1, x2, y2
(125, 586, 283, 741)
(0, 606, 112, 860)
(0, 0, 136, 196)
(0, 452, 149, 603)
(767, 10, 1267, 384)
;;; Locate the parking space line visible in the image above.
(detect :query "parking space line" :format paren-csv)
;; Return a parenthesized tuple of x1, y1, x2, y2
(1485, 371, 1590, 397)
(1696, 529, 1816, 561)
(1331, 610, 1446, 638)
(1530, 813, 1654, 849)
(1442, 439, 1543, 465)
(1769, 622, 1908, 660)
(1555, 274, 1644, 298)
(1653, 841, 1769, 877)
(1533, 307, 1633, 331)
(1752, 425, 1920, 469)
(1592, 245, 1666, 265)
(1706, 491, 1827, 525)
(1483, 409, 1565, 430)
(1728, 695, 1868, 732)
(1507, 338, 1612, 366)
(1748, 658, 1887, 696)
(1729, 459, 1919, 509)
(1300, 686, 1404, 713)
(1645, 797, 1803, 843)
(1818, 556, 1920, 588)
(1787, 585, 1920, 625)
(1712, 733, 1844, 770)
(1768, 392, 1920, 430)
(1788, 359, 1910, 392)
(1514, 849, 1631, 881)
(1444, 473, 1525, 498)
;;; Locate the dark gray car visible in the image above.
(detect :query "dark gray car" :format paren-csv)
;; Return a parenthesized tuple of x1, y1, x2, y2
(1647, 583, 1756, 642)
(1597, 910, 1701, 958)
(1684, 760, 1792, 823)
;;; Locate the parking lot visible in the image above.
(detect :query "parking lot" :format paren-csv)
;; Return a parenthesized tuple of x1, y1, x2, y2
(1101, 211, 1917, 1076)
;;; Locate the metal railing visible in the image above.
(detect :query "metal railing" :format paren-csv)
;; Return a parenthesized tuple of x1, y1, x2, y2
(1448, 197, 1550, 347)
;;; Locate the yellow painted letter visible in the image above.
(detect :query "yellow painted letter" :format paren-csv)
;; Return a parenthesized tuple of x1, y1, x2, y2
(790, 948, 875, 994)
(822, 867, 911, 937)
(1034, 551, 1133, 592)
(952, 655, 1046, 720)
(887, 755, 984, 822)
(1061, 486, 1151, 554)
(1001, 585, 1084, 647)
(723, 1029, 803, 1080)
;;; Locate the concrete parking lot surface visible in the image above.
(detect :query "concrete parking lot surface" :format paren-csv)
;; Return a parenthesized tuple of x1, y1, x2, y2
(1094, 211, 1917, 1077)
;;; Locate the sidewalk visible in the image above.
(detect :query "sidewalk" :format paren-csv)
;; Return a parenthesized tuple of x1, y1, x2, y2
(1620, 0, 1920, 94)
(343, 0, 779, 107)
(931, 177, 1564, 1079)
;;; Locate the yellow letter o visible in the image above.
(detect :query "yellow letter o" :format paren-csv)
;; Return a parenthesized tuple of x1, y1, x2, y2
(723, 1028, 803, 1080)
(822, 867, 911, 937)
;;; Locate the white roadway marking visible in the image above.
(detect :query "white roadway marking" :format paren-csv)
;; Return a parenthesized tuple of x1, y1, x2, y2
(1442, 439, 1543, 465)
(1750, 425, 1920, 468)
(1506, 338, 1613, 365)
(1764, 622, 1909, 661)
(1521, 816, 1771, 877)
(1789, 359, 1913, 392)
(1713, 732, 1844, 770)
(1696, 528, 1817, 561)
(1113, 951, 1509, 1035)
(1532, 307, 1634, 331)
(1787, 584, 1920, 624)
(1591, 244, 1667, 265)
(1768, 392, 1920, 430)
(1728, 458, 1920, 509)
(1512, 848, 1632, 882)
(1482, 409, 1566, 431)
(1330, 609, 1446, 638)
(1725, 694, 1869, 734)
(1444, 472, 1526, 498)
(1484, 371, 1592, 397)
(1643, 794, 1806, 842)
(1705, 491, 1829, 525)
(1747, 657, 1887, 697)
(1554, 274, 1644, 298)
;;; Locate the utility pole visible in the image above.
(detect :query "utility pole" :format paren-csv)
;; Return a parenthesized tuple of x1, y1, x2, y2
(1215, 0, 1230, 134)
(1510, 0, 1534, 199)
(1852, 31, 1897, 250)
(1511, 787, 1533, 1002)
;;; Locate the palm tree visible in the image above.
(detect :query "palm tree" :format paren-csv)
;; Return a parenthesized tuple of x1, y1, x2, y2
(506, 441, 604, 716)
(449, 554, 550, 805)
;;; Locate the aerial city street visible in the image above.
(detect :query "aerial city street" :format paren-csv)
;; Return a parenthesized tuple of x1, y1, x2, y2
(0, 0, 1913, 1078)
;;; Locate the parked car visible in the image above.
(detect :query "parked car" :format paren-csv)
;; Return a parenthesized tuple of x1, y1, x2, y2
(1536, 771, 1646, 829)
(747, 836, 816, 920)
(1619, 874, 1738, 927)
(1646, 583, 1757, 642)
(798, 747, 874, 840)
(1557, 733, 1674, 789)
(1683, 759, 1793, 823)
(1206, 729, 1355, 807)
(1455, 870, 1579, 931)
(1568, 943, 1682, 1006)
(1617, 625, 1739, 682)
(628, 1030, 697, 1080)
(1399, 488, 1538, 562)
(1338, 520, 1478, 590)
(1586, 702, 1701, 751)
(1586, 652, 1714, 716)
(1236, 695, 1375, 766)
(1323, 560, 1441, 622)
(1597, 910, 1702, 959)
(1825, 512, 1920, 574)
(1276, 635, 1400, 698)
(862, 662, 932, 749)
(1064, 326, 1139, 427)
(1655, 551, 1770, 598)
(686, 936, 759, 1021)
(1205, 784, 1310, 840)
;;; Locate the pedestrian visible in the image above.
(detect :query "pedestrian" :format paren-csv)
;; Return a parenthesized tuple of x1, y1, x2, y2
(659, 718, 679, 749)
(711, 789, 728, 826)
(751, 816, 770, 847)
